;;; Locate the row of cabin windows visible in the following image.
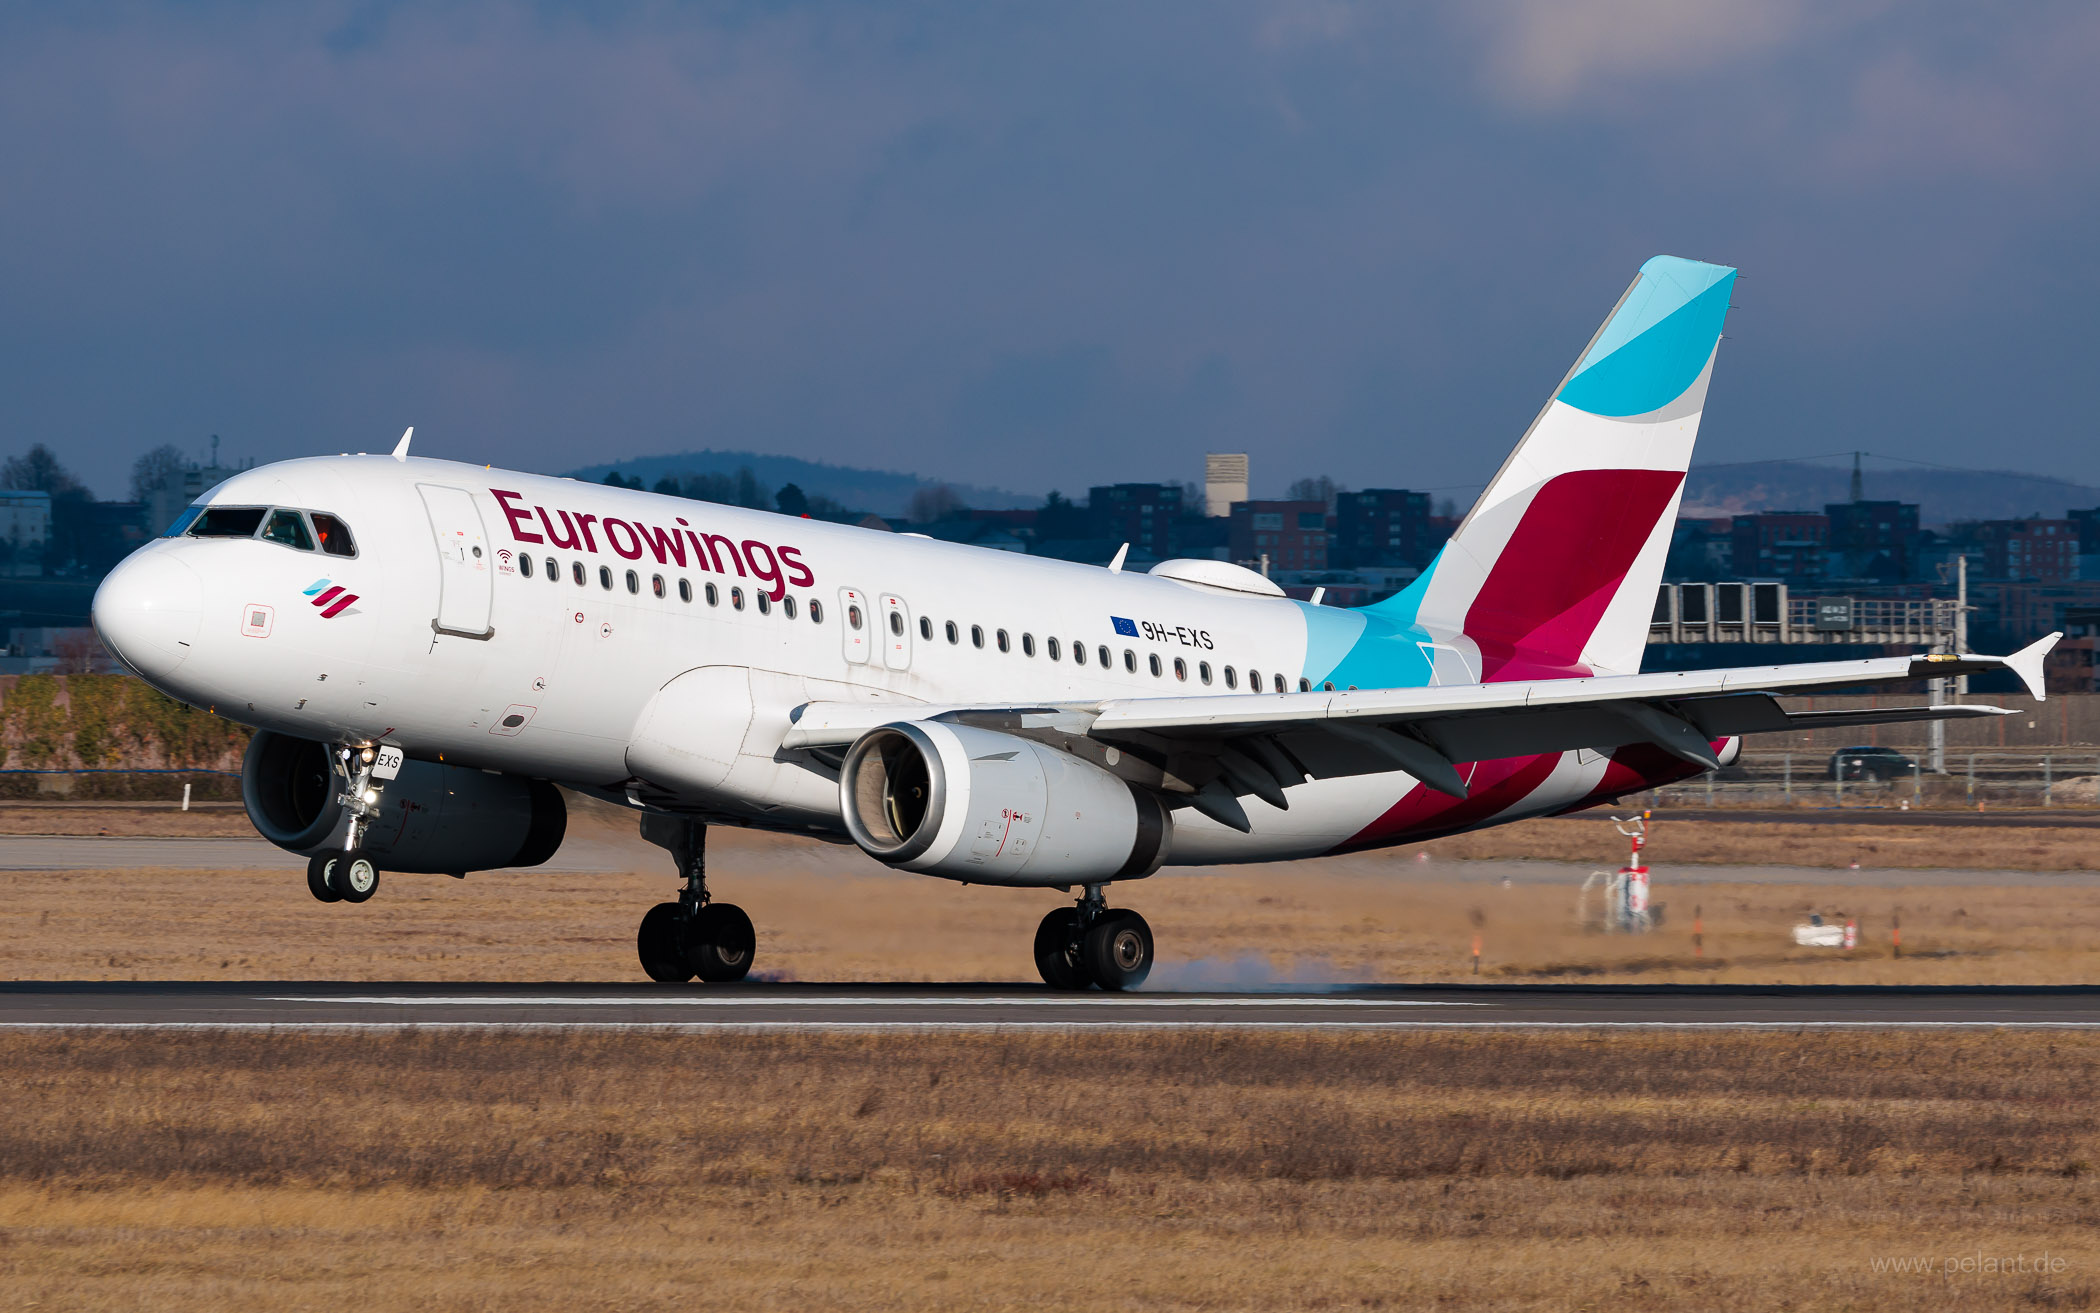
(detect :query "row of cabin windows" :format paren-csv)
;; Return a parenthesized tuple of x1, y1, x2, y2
(515, 559, 1325, 694)
(519, 554, 826, 624)
(908, 612, 1301, 692)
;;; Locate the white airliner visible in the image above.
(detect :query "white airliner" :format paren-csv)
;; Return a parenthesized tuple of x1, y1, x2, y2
(91, 255, 2053, 989)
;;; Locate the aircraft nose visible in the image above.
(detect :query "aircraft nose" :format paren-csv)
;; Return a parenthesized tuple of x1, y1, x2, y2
(92, 550, 204, 679)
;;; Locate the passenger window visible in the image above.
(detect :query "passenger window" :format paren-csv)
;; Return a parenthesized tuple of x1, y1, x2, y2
(1299, 678, 1311, 692)
(1070, 641, 1084, 666)
(625, 569, 640, 594)
(311, 512, 357, 557)
(652, 574, 665, 599)
(732, 587, 746, 611)
(1149, 654, 1162, 677)
(598, 566, 613, 590)
(920, 616, 933, 641)
(678, 579, 692, 603)
(253, 507, 299, 541)
(888, 611, 903, 635)
(1021, 633, 1034, 657)
(810, 599, 823, 624)
(544, 558, 557, 582)
(706, 582, 720, 606)
(757, 592, 771, 615)
(1198, 661, 1210, 684)
(783, 596, 798, 620)
(1223, 665, 1235, 689)
(1047, 637, 1060, 661)
(971, 625, 985, 649)
(849, 605, 864, 630)
(520, 554, 535, 579)
(1099, 645, 1112, 668)
(1249, 669, 1261, 691)
(572, 562, 586, 586)
(1123, 649, 1136, 673)
(945, 621, 959, 645)
(189, 506, 267, 538)
(1174, 658, 1187, 681)
(1323, 681, 1335, 692)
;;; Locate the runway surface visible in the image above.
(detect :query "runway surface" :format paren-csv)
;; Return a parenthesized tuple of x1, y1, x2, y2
(5, 982, 2097, 1029)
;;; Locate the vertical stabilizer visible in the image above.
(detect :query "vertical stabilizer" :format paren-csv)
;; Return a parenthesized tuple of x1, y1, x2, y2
(1377, 255, 1736, 680)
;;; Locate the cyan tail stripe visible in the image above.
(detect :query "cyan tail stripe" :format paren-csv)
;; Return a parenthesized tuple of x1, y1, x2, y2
(1556, 257, 1735, 418)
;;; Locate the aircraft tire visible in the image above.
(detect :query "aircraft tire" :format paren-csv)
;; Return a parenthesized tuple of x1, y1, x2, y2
(684, 903, 756, 984)
(637, 902, 694, 983)
(330, 850, 380, 904)
(1081, 909, 1153, 992)
(306, 853, 344, 903)
(1032, 907, 1090, 990)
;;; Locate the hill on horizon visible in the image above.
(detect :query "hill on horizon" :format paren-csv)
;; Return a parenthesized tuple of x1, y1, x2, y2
(1681, 460, 2100, 525)
(562, 451, 1036, 517)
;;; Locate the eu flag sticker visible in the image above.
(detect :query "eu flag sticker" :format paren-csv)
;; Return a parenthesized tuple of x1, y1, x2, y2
(1110, 616, 1139, 637)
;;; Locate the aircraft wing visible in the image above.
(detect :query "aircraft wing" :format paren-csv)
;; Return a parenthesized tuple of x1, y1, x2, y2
(782, 635, 2056, 826)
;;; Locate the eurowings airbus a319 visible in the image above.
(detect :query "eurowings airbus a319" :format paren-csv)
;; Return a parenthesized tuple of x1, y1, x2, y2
(91, 255, 2055, 989)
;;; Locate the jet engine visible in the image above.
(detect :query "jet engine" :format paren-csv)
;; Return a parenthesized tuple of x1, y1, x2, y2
(241, 730, 567, 874)
(838, 721, 1169, 886)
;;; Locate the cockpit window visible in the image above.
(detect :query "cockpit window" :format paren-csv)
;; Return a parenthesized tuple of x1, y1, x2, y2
(310, 513, 357, 558)
(262, 510, 314, 551)
(189, 506, 268, 538)
(180, 504, 359, 557)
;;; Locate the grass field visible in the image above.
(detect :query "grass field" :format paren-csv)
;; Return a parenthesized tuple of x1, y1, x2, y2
(0, 1028, 2093, 1311)
(6, 801, 2100, 984)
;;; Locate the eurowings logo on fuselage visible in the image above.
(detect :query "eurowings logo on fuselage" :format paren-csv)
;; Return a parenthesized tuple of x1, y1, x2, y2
(303, 578, 360, 619)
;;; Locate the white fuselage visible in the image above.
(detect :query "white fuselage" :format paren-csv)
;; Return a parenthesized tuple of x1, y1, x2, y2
(94, 455, 1644, 866)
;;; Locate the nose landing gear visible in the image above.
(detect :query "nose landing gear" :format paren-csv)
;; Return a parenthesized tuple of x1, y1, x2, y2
(1034, 884, 1153, 991)
(305, 744, 388, 904)
(635, 818, 756, 984)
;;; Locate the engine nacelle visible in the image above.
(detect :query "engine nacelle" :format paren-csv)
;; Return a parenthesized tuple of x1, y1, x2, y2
(241, 730, 567, 875)
(839, 721, 1169, 886)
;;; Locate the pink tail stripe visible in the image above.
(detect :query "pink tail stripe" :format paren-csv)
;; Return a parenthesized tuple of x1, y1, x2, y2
(320, 593, 358, 618)
(310, 586, 344, 606)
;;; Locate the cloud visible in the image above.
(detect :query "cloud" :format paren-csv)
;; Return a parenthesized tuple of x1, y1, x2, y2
(1459, 0, 1825, 108)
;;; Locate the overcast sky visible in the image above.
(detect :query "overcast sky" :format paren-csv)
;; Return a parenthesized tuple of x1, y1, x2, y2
(3, 2, 2095, 501)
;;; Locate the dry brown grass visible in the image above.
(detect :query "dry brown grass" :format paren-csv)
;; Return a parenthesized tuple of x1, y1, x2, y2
(1421, 813, 2100, 872)
(13, 796, 2100, 871)
(5, 818, 2100, 984)
(0, 1029, 2094, 1310)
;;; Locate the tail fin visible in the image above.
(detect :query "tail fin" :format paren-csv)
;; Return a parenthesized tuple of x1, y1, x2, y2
(1382, 254, 1736, 680)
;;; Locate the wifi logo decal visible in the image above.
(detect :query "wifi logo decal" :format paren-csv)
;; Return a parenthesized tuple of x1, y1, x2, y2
(303, 578, 361, 619)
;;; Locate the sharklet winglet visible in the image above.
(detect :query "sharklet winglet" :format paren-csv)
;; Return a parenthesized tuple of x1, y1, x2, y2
(392, 427, 413, 462)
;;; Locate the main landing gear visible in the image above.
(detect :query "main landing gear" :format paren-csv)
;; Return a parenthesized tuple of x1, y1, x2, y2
(305, 744, 387, 904)
(1034, 884, 1153, 992)
(635, 818, 756, 984)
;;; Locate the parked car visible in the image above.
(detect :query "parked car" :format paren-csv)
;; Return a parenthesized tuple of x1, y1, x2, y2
(1828, 746, 1917, 781)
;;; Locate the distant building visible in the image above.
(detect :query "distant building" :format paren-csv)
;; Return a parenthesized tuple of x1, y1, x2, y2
(1087, 483, 1182, 560)
(1730, 512, 1829, 582)
(1665, 516, 1734, 581)
(1971, 518, 2077, 583)
(1332, 489, 1434, 569)
(145, 462, 247, 538)
(1230, 500, 1328, 574)
(1824, 499, 1920, 581)
(1203, 453, 1248, 519)
(0, 489, 51, 575)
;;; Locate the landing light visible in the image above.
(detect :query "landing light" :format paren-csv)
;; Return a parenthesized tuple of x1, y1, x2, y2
(361, 789, 380, 805)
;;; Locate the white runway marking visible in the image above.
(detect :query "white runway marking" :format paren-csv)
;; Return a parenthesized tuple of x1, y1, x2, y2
(260, 994, 1490, 1008)
(6, 1021, 2099, 1032)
